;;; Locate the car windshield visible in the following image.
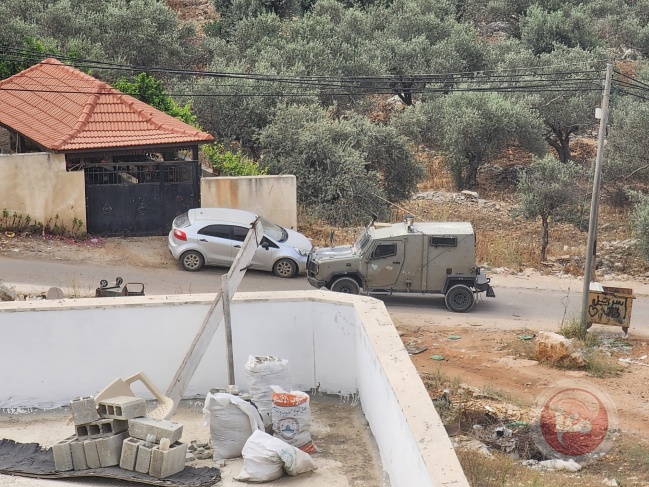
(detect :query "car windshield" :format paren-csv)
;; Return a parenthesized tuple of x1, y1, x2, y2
(260, 217, 288, 242)
(352, 229, 371, 254)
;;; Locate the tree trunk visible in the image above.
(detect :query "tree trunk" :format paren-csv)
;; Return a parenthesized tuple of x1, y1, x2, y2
(545, 126, 573, 163)
(461, 155, 480, 190)
(541, 215, 549, 261)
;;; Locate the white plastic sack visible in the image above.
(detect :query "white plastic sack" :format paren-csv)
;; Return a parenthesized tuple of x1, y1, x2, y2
(235, 430, 316, 483)
(203, 392, 264, 461)
(271, 386, 317, 453)
(244, 356, 292, 428)
(539, 458, 581, 472)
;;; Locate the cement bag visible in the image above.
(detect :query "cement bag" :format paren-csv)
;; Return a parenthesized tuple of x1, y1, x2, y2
(271, 386, 317, 453)
(244, 356, 292, 428)
(235, 430, 316, 482)
(203, 392, 264, 461)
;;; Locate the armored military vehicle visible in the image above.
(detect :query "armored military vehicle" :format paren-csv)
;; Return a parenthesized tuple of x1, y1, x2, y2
(306, 215, 495, 312)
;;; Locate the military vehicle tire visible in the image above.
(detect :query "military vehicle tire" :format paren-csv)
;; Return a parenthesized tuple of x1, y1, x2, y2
(330, 277, 360, 294)
(444, 284, 475, 312)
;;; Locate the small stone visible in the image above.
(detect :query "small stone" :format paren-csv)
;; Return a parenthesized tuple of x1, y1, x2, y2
(0, 284, 17, 301)
(195, 449, 213, 460)
(186, 452, 196, 463)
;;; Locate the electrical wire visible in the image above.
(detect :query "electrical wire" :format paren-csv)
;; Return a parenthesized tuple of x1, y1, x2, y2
(0, 48, 609, 98)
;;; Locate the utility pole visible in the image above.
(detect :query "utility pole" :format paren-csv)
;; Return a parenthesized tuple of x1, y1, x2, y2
(581, 63, 614, 328)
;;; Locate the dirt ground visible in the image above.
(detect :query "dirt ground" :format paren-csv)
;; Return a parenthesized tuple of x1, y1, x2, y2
(397, 323, 649, 485)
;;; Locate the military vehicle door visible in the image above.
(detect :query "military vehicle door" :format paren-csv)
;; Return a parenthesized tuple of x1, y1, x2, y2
(365, 241, 404, 287)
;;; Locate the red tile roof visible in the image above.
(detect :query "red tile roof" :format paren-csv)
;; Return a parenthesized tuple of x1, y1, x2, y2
(0, 58, 213, 152)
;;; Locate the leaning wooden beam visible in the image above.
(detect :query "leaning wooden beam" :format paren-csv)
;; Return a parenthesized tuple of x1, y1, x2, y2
(164, 218, 263, 418)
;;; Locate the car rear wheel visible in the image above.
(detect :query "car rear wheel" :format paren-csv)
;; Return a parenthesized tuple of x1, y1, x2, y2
(180, 250, 205, 272)
(273, 258, 298, 278)
(444, 284, 475, 313)
(330, 277, 360, 294)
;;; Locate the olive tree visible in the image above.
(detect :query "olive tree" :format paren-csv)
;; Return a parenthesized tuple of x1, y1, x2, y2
(485, 43, 605, 163)
(628, 190, 649, 259)
(534, 48, 605, 163)
(606, 96, 649, 184)
(259, 104, 423, 224)
(516, 155, 580, 260)
(519, 4, 600, 55)
(0, 0, 204, 71)
(395, 91, 546, 189)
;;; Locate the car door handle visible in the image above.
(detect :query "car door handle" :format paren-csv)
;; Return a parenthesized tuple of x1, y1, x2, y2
(234, 245, 241, 248)
(393, 261, 401, 264)
(199, 238, 207, 242)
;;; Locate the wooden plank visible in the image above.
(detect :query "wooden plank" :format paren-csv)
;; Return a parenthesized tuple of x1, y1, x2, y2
(222, 274, 235, 386)
(164, 218, 263, 416)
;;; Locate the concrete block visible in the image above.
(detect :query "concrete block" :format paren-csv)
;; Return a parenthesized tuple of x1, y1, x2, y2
(70, 439, 88, 470)
(149, 442, 188, 479)
(96, 431, 129, 467)
(83, 440, 101, 469)
(52, 436, 75, 471)
(128, 417, 183, 444)
(70, 396, 99, 425)
(135, 443, 154, 474)
(76, 418, 128, 440)
(98, 396, 146, 420)
(120, 437, 144, 471)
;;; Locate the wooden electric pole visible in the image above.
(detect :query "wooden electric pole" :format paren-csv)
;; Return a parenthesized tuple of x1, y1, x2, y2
(581, 63, 614, 328)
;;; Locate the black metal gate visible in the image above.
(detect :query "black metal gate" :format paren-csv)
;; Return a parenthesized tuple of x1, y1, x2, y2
(85, 161, 200, 236)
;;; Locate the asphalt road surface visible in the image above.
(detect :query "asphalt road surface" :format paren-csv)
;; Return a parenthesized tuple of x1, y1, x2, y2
(1, 255, 648, 337)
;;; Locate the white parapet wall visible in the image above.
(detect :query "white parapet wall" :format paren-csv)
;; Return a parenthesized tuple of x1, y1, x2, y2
(0, 291, 468, 487)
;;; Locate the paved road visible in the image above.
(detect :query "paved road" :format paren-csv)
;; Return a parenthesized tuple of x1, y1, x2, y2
(1, 255, 647, 336)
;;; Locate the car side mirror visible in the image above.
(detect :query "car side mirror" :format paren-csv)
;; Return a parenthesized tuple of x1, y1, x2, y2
(261, 241, 270, 250)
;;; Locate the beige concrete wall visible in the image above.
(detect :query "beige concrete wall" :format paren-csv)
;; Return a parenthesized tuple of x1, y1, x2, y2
(201, 175, 297, 230)
(0, 152, 85, 231)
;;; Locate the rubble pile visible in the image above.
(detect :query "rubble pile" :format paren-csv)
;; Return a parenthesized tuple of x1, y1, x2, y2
(54, 395, 187, 479)
(427, 383, 542, 462)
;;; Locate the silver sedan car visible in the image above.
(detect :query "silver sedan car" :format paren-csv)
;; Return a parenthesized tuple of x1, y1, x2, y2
(168, 208, 312, 278)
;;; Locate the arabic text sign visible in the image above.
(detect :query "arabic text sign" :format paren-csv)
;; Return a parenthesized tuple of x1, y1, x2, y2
(587, 287, 634, 327)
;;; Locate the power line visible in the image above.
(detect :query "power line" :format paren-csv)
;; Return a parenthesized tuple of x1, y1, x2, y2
(0, 49, 609, 99)
(0, 47, 605, 86)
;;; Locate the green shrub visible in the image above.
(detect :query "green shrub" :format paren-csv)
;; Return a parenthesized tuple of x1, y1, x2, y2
(203, 144, 268, 176)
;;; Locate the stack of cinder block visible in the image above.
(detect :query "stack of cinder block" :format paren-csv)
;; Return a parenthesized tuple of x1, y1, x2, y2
(53, 395, 187, 479)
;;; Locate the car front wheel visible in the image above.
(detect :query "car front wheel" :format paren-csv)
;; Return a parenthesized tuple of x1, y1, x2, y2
(330, 276, 360, 294)
(444, 284, 475, 312)
(180, 250, 205, 272)
(273, 258, 298, 278)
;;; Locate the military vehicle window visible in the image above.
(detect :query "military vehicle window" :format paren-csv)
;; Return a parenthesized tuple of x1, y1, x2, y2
(372, 243, 397, 260)
(198, 225, 231, 239)
(429, 236, 457, 247)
